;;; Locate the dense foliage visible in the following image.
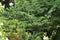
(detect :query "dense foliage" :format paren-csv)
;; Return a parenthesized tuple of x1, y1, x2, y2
(0, 0, 60, 40)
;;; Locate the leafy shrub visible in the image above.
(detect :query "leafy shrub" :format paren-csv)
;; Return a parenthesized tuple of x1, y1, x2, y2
(0, 0, 60, 40)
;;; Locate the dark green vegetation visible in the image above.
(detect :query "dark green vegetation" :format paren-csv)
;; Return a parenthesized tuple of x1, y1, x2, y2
(0, 0, 60, 40)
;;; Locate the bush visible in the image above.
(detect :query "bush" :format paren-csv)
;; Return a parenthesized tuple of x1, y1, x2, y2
(0, 0, 60, 40)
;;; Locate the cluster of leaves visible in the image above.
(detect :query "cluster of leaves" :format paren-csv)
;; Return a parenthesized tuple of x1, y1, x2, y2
(0, 0, 60, 40)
